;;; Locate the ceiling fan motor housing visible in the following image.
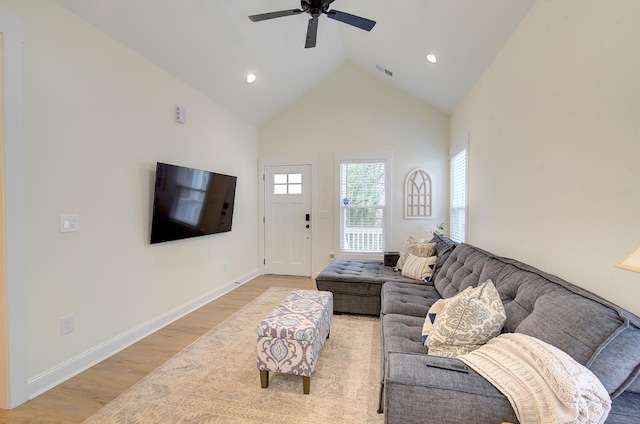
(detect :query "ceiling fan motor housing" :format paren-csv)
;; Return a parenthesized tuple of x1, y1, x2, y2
(301, 0, 333, 17)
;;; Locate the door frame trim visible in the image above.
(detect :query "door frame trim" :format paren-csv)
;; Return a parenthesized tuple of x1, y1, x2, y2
(258, 158, 316, 277)
(1, 11, 28, 409)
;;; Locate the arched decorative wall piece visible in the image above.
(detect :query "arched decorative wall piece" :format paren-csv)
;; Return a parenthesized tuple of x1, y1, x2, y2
(404, 168, 432, 219)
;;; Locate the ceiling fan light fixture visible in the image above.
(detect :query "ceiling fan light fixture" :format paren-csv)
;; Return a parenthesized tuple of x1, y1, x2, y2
(246, 73, 257, 84)
(426, 54, 437, 64)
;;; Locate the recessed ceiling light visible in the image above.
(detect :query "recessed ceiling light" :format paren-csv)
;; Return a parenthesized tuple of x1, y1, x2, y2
(246, 73, 257, 83)
(426, 54, 437, 64)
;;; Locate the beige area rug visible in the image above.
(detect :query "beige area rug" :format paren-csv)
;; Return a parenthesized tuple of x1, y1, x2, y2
(83, 287, 383, 424)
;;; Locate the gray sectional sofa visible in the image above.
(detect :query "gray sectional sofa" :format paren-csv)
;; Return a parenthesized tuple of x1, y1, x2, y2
(316, 235, 640, 423)
(316, 235, 456, 316)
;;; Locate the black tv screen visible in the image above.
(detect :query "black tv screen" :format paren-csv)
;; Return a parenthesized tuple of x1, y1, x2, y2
(150, 162, 237, 244)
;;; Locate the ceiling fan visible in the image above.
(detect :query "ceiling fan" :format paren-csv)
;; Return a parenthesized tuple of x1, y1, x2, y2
(249, 0, 376, 49)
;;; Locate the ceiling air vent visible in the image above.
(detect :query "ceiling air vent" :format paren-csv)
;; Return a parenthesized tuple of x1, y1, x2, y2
(375, 64, 393, 77)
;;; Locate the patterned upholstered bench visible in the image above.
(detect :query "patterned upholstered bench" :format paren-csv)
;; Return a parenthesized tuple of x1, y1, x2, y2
(256, 290, 333, 394)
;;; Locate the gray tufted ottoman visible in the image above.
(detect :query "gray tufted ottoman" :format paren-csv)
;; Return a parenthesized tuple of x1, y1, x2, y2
(256, 290, 333, 394)
(315, 259, 419, 315)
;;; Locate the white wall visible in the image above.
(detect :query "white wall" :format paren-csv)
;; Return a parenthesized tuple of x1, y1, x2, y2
(451, 0, 640, 316)
(260, 62, 450, 275)
(0, 0, 259, 399)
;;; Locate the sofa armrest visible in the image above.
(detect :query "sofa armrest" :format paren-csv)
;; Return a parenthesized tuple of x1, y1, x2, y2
(385, 352, 518, 424)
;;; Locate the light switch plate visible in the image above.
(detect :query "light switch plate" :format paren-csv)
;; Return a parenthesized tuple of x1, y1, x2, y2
(60, 214, 79, 232)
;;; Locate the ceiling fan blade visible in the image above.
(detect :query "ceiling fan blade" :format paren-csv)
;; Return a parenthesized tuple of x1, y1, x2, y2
(249, 9, 303, 22)
(305, 17, 319, 48)
(325, 9, 376, 31)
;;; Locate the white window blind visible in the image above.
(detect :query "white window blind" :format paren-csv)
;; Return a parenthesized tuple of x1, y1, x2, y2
(339, 161, 386, 253)
(450, 149, 467, 243)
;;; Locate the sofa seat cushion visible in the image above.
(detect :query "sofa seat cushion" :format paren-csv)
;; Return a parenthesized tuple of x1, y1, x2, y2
(382, 314, 428, 357)
(316, 259, 419, 285)
(385, 352, 518, 424)
(380, 313, 429, 389)
(381, 281, 441, 317)
(316, 259, 424, 315)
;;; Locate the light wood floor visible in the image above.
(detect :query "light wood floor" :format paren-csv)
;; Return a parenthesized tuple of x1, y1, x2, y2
(0, 275, 316, 424)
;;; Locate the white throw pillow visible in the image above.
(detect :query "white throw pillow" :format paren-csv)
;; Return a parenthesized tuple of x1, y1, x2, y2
(401, 254, 437, 282)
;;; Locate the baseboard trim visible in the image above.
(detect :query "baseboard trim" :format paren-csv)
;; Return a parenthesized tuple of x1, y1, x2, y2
(27, 268, 260, 400)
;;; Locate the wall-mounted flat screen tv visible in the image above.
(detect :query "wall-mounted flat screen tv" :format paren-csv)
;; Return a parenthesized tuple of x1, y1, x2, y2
(150, 162, 237, 244)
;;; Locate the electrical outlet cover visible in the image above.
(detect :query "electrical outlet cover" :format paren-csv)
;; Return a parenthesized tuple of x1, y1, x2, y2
(60, 315, 74, 335)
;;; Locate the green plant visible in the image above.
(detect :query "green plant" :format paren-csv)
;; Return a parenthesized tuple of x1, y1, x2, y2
(432, 223, 445, 236)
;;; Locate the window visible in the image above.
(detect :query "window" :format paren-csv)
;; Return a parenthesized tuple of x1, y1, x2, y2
(339, 159, 388, 253)
(450, 149, 467, 243)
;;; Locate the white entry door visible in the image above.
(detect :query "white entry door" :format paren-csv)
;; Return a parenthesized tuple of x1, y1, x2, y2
(264, 165, 312, 276)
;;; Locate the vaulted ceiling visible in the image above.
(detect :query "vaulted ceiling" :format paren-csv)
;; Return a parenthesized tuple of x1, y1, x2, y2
(53, 0, 536, 127)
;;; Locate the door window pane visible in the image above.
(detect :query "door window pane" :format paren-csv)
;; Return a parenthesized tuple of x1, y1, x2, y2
(273, 184, 288, 194)
(289, 173, 302, 184)
(273, 173, 303, 195)
(288, 184, 302, 194)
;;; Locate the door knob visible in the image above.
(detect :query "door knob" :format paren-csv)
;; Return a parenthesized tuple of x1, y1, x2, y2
(306, 225, 310, 228)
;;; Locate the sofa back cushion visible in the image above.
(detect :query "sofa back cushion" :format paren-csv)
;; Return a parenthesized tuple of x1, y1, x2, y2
(628, 374, 640, 394)
(477, 259, 538, 333)
(428, 235, 457, 281)
(482, 257, 640, 398)
(514, 288, 640, 397)
(438, 244, 640, 398)
(433, 244, 489, 298)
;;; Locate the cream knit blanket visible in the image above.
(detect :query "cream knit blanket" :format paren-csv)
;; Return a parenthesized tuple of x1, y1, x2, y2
(459, 333, 611, 424)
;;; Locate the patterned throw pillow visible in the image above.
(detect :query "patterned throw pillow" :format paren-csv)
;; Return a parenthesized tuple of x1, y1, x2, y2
(396, 237, 418, 270)
(396, 237, 436, 270)
(421, 299, 448, 345)
(426, 280, 506, 358)
(407, 243, 436, 259)
(401, 254, 437, 283)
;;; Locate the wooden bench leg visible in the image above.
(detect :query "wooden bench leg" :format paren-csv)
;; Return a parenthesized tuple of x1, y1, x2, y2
(260, 370, 269, 389)
(303, 376, 311, 394)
